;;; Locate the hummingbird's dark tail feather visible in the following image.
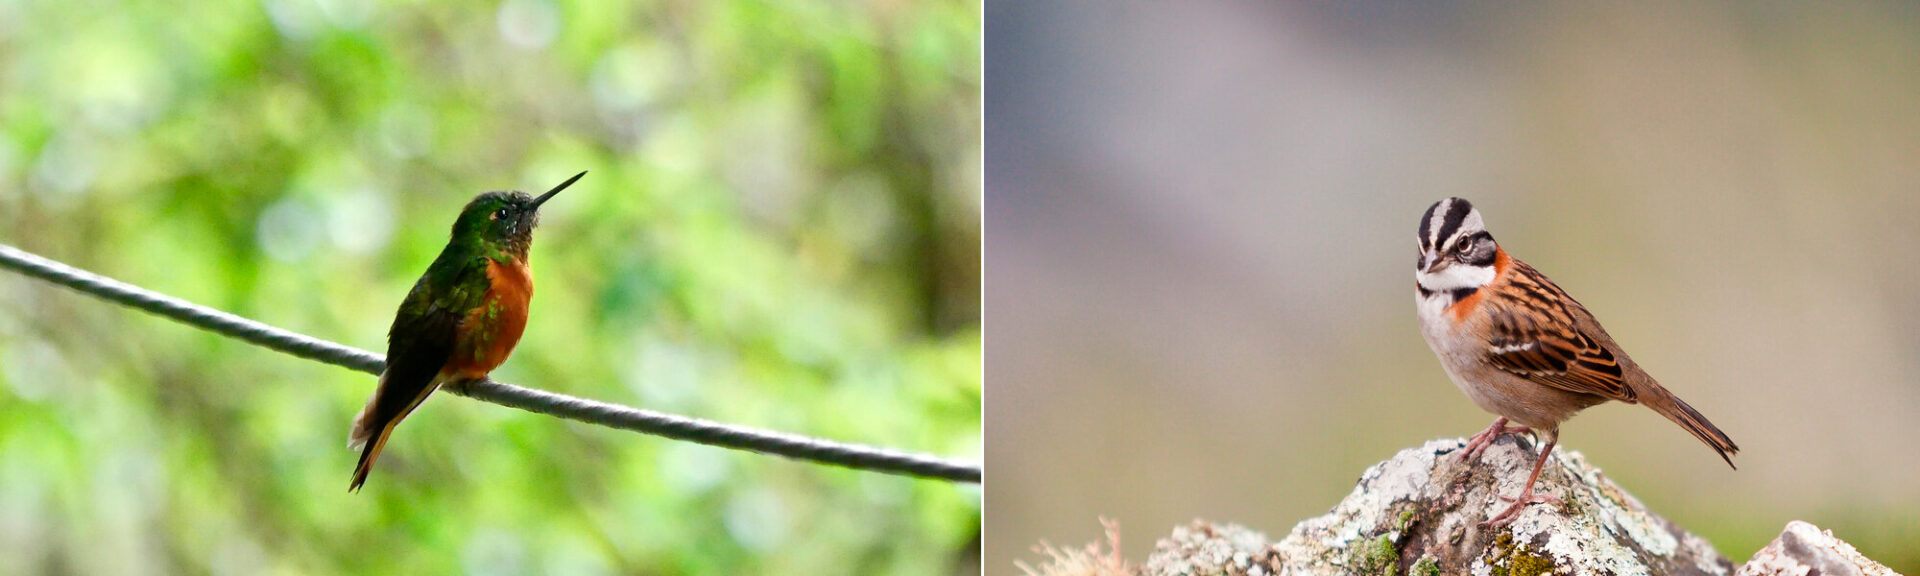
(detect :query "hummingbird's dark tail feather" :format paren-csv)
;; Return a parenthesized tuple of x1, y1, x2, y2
(347, 373, 442, 492)
(349, 424, 395, 492)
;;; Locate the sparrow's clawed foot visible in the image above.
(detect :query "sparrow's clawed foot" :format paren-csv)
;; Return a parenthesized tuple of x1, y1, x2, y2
(1458, 416, 1531, 465)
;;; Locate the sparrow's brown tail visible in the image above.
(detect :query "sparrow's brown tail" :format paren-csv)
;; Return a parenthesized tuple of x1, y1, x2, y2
(1642, 388, 1739, 469)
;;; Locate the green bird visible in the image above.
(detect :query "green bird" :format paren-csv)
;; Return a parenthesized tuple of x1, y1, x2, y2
(348, 171, 585, 492)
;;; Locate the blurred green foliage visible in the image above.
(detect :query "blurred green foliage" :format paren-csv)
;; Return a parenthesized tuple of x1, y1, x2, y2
(0, 0, 981, 573)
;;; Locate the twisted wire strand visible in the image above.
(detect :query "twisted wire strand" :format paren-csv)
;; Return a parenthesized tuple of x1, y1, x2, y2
(0, 243, 981, 483)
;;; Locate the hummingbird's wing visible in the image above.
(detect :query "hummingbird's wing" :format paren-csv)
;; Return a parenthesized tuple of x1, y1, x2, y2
(349, 254, 490, 491)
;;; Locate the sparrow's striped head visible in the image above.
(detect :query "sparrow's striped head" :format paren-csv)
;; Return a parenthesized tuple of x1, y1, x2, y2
(1416, 197, 1499, 296)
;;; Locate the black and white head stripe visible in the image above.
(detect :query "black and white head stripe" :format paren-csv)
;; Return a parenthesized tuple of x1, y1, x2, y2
(1418, 197, 1487, 252)
(1416, 198, 1500, 298)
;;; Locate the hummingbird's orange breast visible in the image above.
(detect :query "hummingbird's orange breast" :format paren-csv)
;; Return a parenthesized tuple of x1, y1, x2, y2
(446, 257, 533, 379)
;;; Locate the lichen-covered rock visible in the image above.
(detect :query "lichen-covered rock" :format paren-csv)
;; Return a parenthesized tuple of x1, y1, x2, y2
(1734, 521, 1898, 576)
(1141, 437, 1735, 576)
(1270, 437, 1732, 576)
(1068, 439, 1899, 576)
(1140, 522, 1273, 576)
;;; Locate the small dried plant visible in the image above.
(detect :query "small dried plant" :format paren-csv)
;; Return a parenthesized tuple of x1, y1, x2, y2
(1016, 518, 1132, 576)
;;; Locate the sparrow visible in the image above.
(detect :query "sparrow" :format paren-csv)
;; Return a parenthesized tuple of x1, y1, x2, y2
(1413, 197, 1737, 526)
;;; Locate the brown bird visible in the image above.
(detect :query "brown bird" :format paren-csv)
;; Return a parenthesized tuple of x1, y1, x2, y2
(1413, 198, 1737, 526)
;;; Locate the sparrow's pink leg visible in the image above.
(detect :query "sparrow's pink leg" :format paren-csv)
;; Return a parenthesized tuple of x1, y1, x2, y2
(1483, 437, 1562, 526)
(1458, 417, 1531, 464)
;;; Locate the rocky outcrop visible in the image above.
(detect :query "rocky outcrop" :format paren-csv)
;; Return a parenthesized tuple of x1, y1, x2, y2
(1264, 437, 1730, 575)
(1023, 436, 1901, 576)
(1140, 437, 1730, 575)
(1733, 521, 1896, 576)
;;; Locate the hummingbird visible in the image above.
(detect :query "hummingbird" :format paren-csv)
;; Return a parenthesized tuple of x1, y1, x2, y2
(348, 171, 585, 492)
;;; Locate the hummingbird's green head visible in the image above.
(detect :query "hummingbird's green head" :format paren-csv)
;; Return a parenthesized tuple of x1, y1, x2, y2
(450, 171, 585, 259)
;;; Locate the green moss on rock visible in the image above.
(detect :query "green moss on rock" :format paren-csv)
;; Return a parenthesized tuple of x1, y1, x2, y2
(1411, 557, 1440, 576)
(1485, 531, 1558, 576)
(1351, 534, 1398, 576)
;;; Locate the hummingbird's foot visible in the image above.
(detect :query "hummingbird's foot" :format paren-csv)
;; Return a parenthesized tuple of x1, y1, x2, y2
(1458, 417, 1531, 465)
(442, 377, 479, 396)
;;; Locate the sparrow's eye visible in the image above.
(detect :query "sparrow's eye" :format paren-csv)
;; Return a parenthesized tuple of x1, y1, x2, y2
(493, 207, 510, 221)
(1456, 239, 1474, 255)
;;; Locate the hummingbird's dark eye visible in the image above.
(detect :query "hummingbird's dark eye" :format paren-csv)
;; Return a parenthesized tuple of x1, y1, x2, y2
(493, 207, 509, 221)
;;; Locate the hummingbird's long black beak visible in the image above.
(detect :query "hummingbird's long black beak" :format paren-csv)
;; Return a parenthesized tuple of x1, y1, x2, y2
(533, 171, 586, 210)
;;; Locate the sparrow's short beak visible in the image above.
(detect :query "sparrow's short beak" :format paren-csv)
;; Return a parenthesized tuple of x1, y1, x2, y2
(1421, 254, 1448, 274)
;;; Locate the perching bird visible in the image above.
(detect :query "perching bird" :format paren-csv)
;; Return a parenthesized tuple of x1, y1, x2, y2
(1413, 197, 1737, 526)
(348, 172, 584, 492)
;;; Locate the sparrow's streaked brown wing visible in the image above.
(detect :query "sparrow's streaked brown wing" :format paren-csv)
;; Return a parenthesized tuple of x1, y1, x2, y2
(1482, 261, 1637, 403)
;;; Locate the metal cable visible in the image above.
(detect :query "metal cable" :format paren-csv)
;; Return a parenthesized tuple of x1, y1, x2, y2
(0, 243, 981, 483)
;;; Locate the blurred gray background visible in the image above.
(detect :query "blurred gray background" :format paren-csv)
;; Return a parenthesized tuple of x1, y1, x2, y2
(985, 2, 1920, 573)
